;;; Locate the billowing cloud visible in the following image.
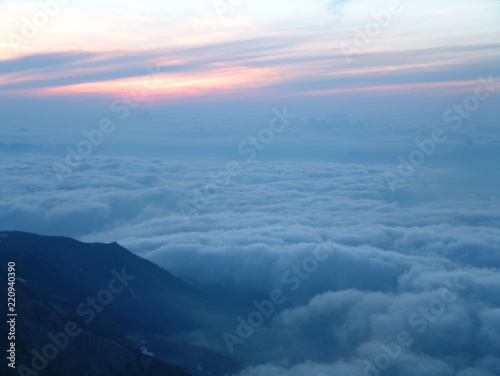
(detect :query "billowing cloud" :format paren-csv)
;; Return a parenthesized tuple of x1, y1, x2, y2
(1, 154, 499, 374)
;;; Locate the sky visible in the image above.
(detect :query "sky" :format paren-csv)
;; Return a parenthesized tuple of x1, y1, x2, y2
(1, 0, 499, 168)
(1, 1, 500, 375)
(1, 0, 499, 120)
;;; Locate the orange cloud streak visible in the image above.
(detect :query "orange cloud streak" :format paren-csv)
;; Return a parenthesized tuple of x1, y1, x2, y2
(12, 65, 277, 101)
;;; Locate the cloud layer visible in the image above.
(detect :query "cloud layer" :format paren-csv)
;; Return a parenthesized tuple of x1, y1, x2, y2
(1, 0, 499, 103)
(1, 155, 499, 375)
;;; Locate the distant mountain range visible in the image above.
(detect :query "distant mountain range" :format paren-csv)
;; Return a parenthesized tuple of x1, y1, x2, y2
(0, 231, 240, 376)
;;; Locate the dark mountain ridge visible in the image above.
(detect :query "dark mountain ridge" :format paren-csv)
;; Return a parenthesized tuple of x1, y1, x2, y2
(0, 231, 239, 376)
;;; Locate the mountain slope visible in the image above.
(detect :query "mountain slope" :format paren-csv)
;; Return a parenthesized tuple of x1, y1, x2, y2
(0, 231, 239, 376)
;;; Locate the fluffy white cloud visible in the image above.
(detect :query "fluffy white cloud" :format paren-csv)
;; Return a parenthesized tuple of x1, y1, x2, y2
(1, 155, 499, 375)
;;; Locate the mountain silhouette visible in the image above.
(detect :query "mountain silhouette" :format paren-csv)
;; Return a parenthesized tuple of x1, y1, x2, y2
(0, 231, 239, 376)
